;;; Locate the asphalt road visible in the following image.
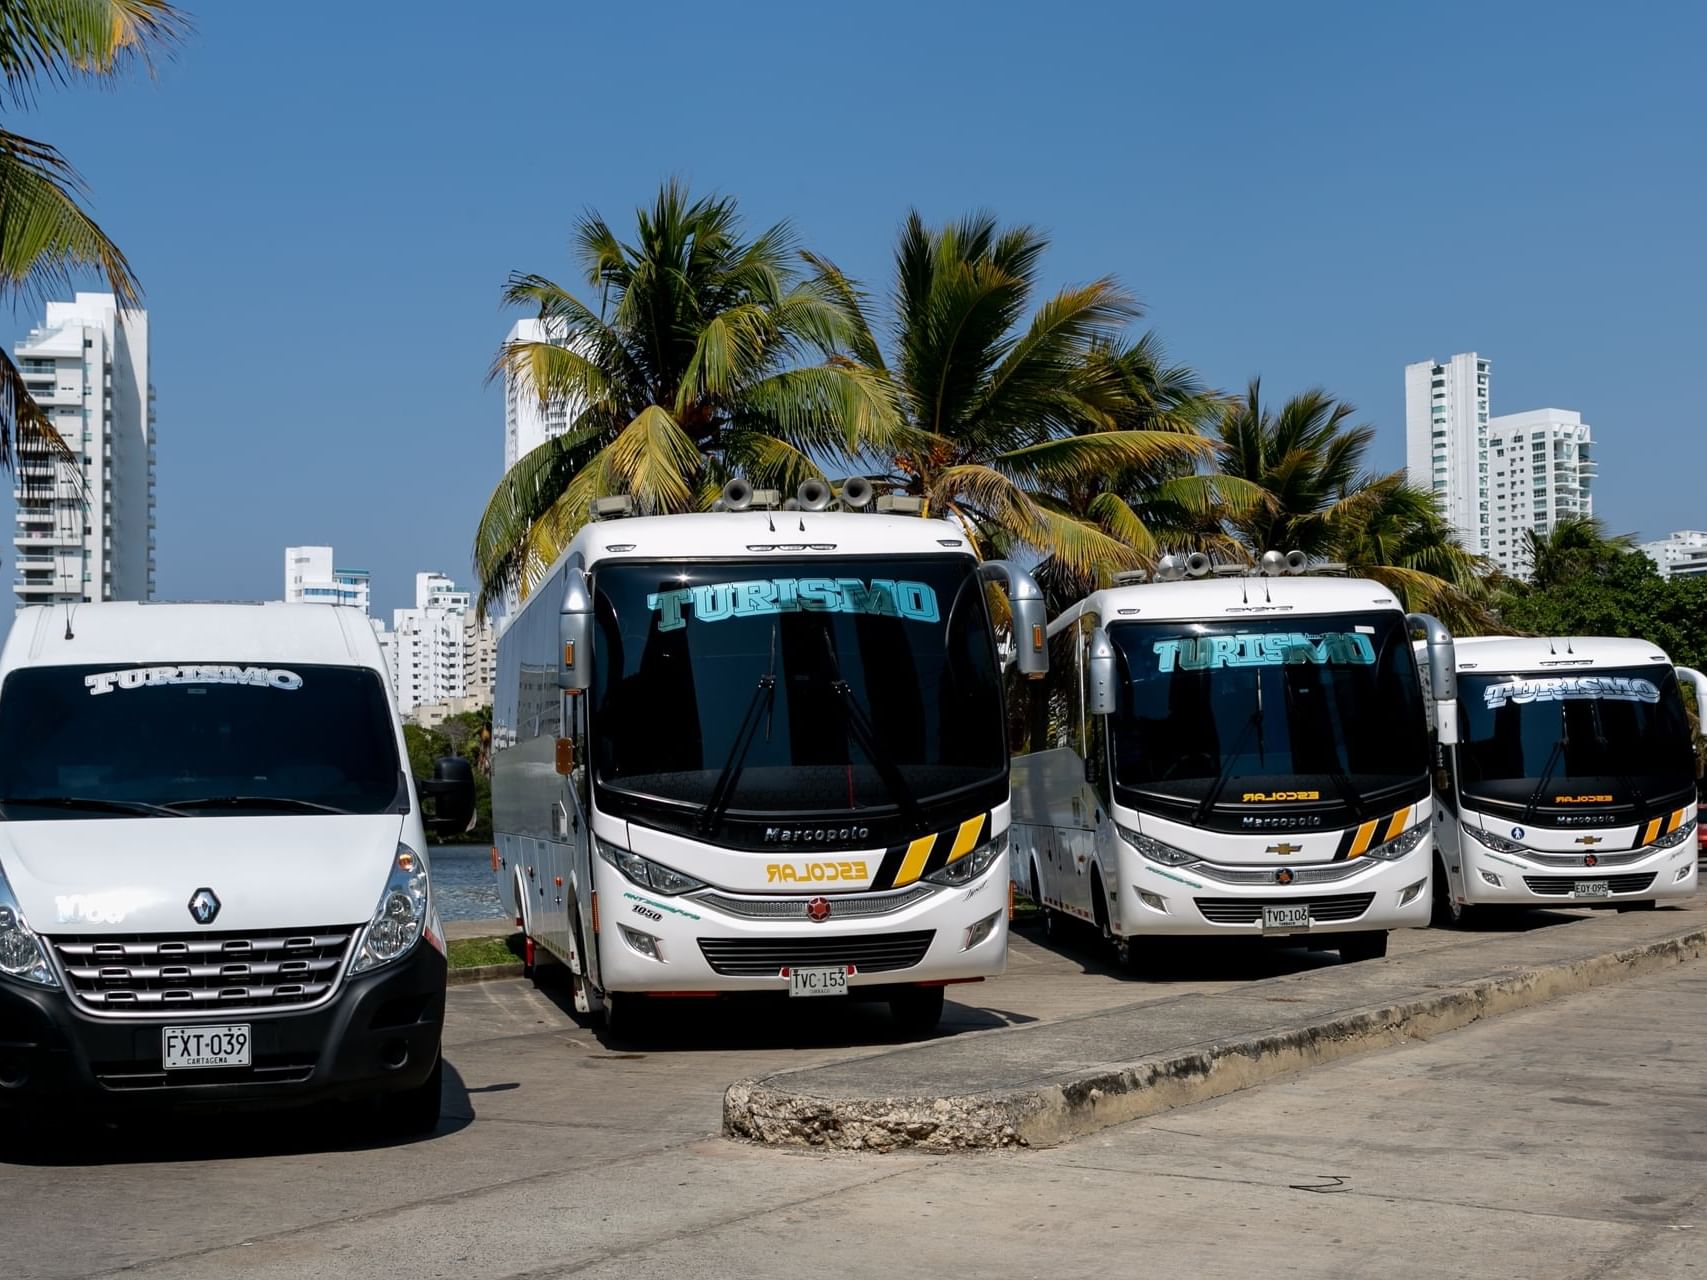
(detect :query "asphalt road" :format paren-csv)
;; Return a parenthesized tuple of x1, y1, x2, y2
(4, 904, 1702, 1279)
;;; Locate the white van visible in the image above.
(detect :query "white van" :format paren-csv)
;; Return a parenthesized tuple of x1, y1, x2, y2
(0, 603, 474, 1137)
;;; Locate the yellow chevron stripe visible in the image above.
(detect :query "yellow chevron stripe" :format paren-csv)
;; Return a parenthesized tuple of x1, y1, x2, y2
(1347, 820, 1380, 859)
(1668, 807, 1687, 833)
(1642, 817, 1662, 846)
(894, 834, 938, 886)
(1383, 807, 1409, 843)
(946, 814, 984, 863)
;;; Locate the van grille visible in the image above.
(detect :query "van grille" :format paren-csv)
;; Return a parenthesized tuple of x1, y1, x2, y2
(1521, 873, 1656, 896)
(1194, 894, 1375, 925)
(50, 927, 355, 1017)
(697, 930, 934, 977)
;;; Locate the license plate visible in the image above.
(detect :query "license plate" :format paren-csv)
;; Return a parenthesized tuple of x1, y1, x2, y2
(1262, 904, 1311, 932)
(1573, 880, 1611, 899)
(162, 1024, 251, 1069)
(788, 966, 850, 998)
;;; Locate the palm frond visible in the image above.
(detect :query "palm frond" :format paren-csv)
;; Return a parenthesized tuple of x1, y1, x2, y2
(0, 126, 136, 304)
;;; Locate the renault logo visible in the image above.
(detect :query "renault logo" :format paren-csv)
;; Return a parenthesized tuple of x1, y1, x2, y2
(1267, 843, 1302, 856)
(187, 888, 220, 925)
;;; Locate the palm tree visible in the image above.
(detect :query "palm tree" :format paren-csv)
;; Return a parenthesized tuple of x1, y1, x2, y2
(474, 181, 904, 604)
(1522, 515, 1636, 591)
(0, 1, 186, 477)
(807, 212, 1215, 581)
(1332, 473, 1492, 631)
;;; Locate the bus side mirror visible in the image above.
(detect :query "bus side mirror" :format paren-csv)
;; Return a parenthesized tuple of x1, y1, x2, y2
(1408, 611, 1458, 745)
(1087, 627, 1118, 716)
(558, 567, 593, 692)
(420, 756, 476, 835)
(978, 560, 1048, 677)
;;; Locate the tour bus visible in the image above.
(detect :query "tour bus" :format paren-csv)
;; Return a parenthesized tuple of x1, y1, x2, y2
(1009, 551, 1455, 965)
(492, 478, 1047, 1035)
(1427, 635, 1703, 922)
(0, 602, 474, 1139)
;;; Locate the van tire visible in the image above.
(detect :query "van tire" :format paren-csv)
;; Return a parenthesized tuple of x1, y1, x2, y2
(380, 1055, 443, 1139)
(1337, 931, 1389, 963)
(889, 986, 946, 1038)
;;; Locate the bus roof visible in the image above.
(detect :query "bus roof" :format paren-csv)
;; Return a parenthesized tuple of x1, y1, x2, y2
(0, 602, 387, 673)
(1052, 575, 1403, 635)
(559, 510, 975, 569)
(1452, 634, 1676, 674)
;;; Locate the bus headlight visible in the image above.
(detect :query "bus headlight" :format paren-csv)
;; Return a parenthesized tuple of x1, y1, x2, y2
(1117, 827, 1199, 867)
(926, 832, 1009, 887)
(596, 839, 705, 895)
(1469, 828, 1528, 855)
(1361, 825, 1428, 861)
(1650, 821, 1696, 850)
(352, 844, 431, 973)
(0, 862, 55, 987)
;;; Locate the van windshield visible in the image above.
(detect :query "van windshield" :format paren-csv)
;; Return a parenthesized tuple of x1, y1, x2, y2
(0, 663, 403, 819)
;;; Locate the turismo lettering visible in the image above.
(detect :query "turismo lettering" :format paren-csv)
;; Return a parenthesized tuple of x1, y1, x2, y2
(84, 666, 305, 696)
(1153, 632, 1376, 673)
(1482, 676, 1661, 710)
(646, 578, 939, 632)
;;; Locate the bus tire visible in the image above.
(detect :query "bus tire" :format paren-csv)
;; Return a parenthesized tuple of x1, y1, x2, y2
(514, 874, 536, 979)
(603, 991, 641, 1041)
(1431, 858, 1472, 928)
(1090, 867, 1116, 958)
(1337, 931, 1389, 963)
(889, 986, 946, 1038)
(1030, 861, 1057, 939)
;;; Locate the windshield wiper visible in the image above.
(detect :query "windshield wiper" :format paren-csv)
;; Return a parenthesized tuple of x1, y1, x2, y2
(1587, 699, 1647, 814)
(1520, 707, 1569, 823)
(0, 795, 181, 818)
(164, 796, 354, 815)
(819, 631, 928, 834)
(1193, 704, 1263, 826)
(699, 622, 779, 837)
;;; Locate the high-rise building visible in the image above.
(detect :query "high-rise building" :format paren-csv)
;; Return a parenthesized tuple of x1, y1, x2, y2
(502, 317, 572, 471)
(283, 545, 371, 611)
(391, 572, 494, 714)
(1639, 531, 1707, 579)
(1485, 409, 1595, 576)
(1405, 352, 1491, 556)
(12, 293, 155, 605)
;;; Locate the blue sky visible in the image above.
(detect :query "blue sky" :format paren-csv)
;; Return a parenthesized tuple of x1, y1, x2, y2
(5, 0, 1701, 618)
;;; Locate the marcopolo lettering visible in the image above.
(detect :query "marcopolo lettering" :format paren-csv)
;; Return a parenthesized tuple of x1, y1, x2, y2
(764, 825, 871, 844)
(84, 666, 305, 696)
(765, 860, 870, 884)
(1152, 631, 1376, 673)
(646, 578, 939, 632)
(1481, 676, 1661, 710)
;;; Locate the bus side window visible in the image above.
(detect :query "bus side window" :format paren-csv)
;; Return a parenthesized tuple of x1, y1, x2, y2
(1076, 615, 1111, 802)
(1434, 740, 1457, 813)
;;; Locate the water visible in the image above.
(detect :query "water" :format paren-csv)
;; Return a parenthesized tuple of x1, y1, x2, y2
(429, 844, 505, 923)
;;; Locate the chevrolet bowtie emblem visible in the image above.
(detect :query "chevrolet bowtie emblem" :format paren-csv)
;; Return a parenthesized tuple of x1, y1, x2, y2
(1267, 843, 1302, 856)
(1575, 835, 1604, 846)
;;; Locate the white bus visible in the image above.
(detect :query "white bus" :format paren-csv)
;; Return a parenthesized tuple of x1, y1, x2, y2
(1428, 635, 1703, 922)
(1010, 553, 1456, 965)
(492, 479, 1046, 1035)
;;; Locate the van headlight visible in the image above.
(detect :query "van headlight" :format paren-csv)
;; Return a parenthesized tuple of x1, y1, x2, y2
(596, 839, 705, 895)
(1650, 820, 1696, 850)
(351, 844, 433, 973)
(1360, 825, 1428, 861)
(925, 831, 1009, 887)
(0, 861, 55, 987)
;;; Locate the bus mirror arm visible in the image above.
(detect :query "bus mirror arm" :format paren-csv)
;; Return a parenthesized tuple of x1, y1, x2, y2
(978, 560, 1048, 677)
(558, 567, 593, 692)
(1087, 626, 1118, 716)
(1407, 612, 1458, 746)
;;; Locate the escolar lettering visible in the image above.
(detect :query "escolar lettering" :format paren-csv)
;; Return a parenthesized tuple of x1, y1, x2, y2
(766, 860, 869, 884)
(84, 666, 304, 696)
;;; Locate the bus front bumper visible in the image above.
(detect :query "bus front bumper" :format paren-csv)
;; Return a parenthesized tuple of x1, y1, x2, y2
(1457, 836, 1698, 908)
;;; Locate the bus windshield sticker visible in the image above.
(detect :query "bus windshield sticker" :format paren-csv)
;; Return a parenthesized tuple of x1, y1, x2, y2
(1151, 632, 1377, 673)
(646, 578, 940, 632)
(84, 666, 306, 696)
(1480, 676, 1661, 710)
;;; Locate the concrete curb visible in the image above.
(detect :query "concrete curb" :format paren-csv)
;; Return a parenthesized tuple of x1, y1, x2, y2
(724, 924, 1707, 1152)
(447, 962, 525, 986)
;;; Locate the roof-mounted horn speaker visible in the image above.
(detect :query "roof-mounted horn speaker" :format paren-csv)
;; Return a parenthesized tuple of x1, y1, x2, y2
(797, 478, 832, 511)
(840, 475, 874, 510)
(1185, 552, 1212, 577)
(720, 478, 753, 512)
(1284, 549, 1308, 575)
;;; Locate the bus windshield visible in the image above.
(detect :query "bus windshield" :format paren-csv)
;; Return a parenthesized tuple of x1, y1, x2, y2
(1105, 612, 1428, 830)
(590, 556, 1006, 843)
(0, 662, 403, 819)
(1455, 667, 1695, 818)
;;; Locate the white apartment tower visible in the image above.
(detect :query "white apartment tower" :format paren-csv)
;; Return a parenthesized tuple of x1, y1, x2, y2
(391, 572, 494, 715)
(1405, 352, 1491, 556)
(13, 293, 155, 604)
(283, 545, 372, 611)
(1485, 410, 1595, 576)
(1640, 531, 1707, 579)
(503, 317, 572, 471)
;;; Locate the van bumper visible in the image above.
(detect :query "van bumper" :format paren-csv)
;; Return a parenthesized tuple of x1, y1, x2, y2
(0, 941, 445, 1115)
